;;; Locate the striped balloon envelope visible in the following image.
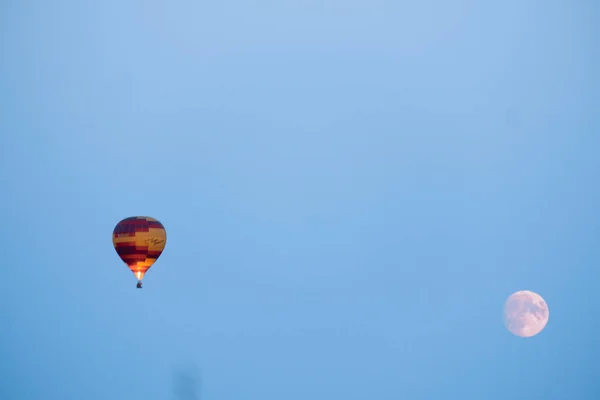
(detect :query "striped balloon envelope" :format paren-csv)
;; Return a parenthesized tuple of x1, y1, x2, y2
(112, 216, 167, 288)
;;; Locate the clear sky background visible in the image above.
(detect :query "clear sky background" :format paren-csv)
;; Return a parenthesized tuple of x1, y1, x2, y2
(1, 1, 599, 399)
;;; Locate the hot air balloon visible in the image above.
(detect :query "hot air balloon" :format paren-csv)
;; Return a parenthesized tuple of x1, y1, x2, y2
(112, 216, 167, 288)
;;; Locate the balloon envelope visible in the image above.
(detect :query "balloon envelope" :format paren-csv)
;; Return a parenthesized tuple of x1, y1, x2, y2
(112, 216, 167, 281)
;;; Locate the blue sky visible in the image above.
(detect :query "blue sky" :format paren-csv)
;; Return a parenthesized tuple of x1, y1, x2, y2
(1, 1, 599, 399)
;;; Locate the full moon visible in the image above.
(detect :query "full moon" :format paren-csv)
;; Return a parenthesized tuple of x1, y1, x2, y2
(503, 290, 549, 338)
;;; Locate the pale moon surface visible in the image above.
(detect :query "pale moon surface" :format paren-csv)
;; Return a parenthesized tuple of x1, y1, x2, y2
(503, 290, 549, 338)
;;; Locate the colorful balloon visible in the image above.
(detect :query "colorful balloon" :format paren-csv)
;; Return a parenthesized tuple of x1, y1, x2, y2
(112, 216, 167, 288)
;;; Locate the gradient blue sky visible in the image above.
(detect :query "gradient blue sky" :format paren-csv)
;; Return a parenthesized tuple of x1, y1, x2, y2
(1, 1, 599, 399)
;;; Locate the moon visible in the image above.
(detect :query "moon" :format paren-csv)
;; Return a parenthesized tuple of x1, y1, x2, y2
(503, 290, 549, 338)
